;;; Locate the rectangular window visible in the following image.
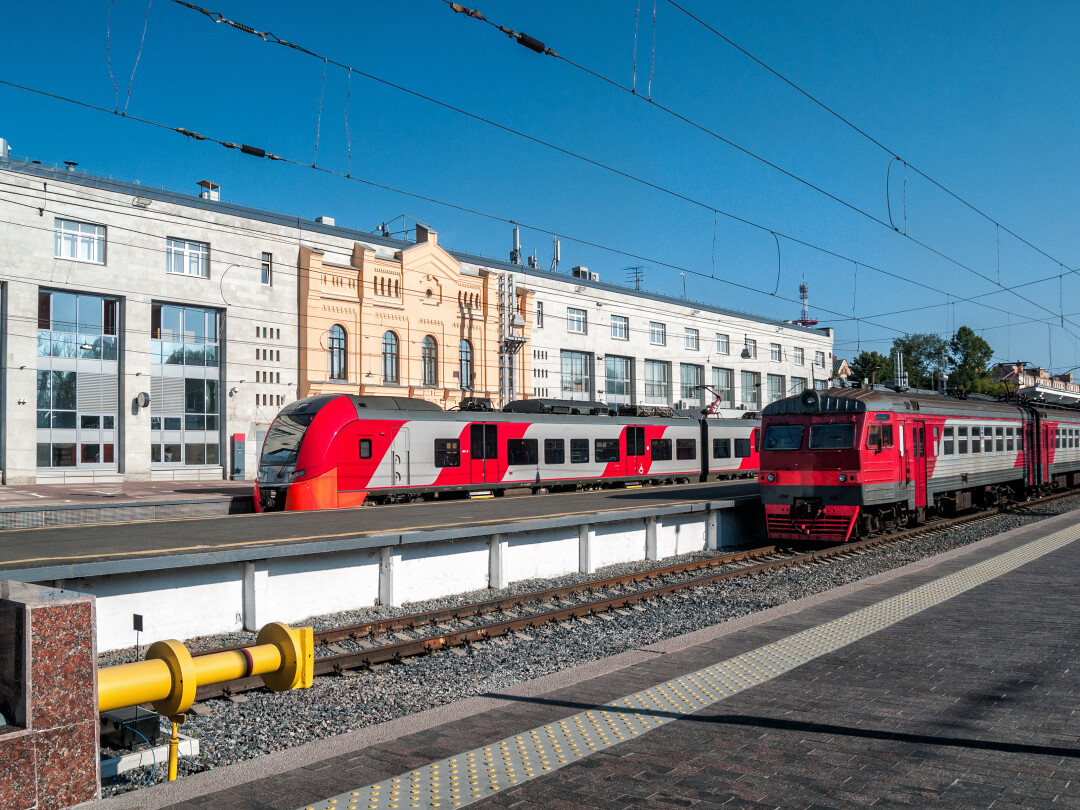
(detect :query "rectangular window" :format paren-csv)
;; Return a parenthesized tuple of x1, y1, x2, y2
(793, 347, 804, 365)
(713, 438, 731, 459)
(815, 350, 826, 367)
(567, 307, 587, 334)
(605, 355, 632, 405)
(535, 301, 543, 328)
(644, 360, 671, 402)
(626, 426, 645, 456)
(984, 431, 993, 453)
(716, 333, 730, 355)
(359, 439, 373, 459)
(166, 237, 210, 278)
(866, 425, 894, 449)
(595, 438, 620, 463)
(680, 363, 704, 404)
(996, 427, 1004, 452)
(741, 371, 761, 410)
(809, 423, 855, 449)
(434, 439, 460, 467)
(744, 338, 757, 359)
(470, 424, 498, 460)
(766, 374, 786, 404)
(764, 425, 803, 451)
(675, 439, 697, 460)
(650, 322, 666, 345)
(814, 379, 827, 391)
(958, 426, 968, 454)
(54, 219, 105, 263)
(261, 252, 273, 285)
(651, 438, 672, 461)
(943, 426, 954, 455)
(790, 377, 807, 394)
(712, 368, 734, 408)
(734, 438, 752, 458)
(770, 343, 782, 362)
(544, 438, 565, 465)
(506, 438, 539, 465)
(685, 328, 699, 350)
(560, 350, 591, 399)
(611, 315, 629, 340)
(570, 438, 589, 463)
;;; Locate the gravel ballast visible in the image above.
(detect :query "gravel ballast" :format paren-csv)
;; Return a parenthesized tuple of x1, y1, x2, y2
(99, 497, 1080, 794)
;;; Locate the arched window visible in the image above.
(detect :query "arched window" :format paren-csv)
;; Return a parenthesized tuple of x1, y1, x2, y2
(328, 324, 347, 381)
(459, 339, 473, 391)
(382, 331, 399, 384)
(422, 336, 438, 387)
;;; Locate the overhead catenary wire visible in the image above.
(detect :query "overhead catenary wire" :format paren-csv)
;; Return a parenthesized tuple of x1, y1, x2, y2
(160, 1, 1079, 338)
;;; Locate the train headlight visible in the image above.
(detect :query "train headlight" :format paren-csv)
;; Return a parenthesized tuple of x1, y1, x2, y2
(293, 469, 306, 480)
(766, 473, 776, 482)
(838, 473, 847, 482)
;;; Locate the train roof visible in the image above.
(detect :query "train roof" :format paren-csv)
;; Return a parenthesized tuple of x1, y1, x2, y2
(763, 387, 1027, 419)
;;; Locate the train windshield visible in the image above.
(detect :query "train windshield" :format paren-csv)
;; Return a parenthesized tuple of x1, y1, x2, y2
(809, 423, 855, 450)
(763, 425, 803, 451)
(261, 413, 316, 466)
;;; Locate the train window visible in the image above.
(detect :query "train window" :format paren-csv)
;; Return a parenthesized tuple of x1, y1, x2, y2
(595, 439, 620, 463)
(808, 423, 855, 449)
(866, 425, 894, 450)
(506, 439, 539, 466)
(434, 439, 461, 468)
(734, 438, 752, 458)
(972, 428, 981, 453)
(996, 427, 1004, 452)
(763, 425, 803, 451)
(652, 439, 673, 461)
(358, 439, 372, 459)
(676, 439, 697, 460)
(957, 426, 968, 454)
(984, 431, 993, 453)
(544, 439, 565, 465)
(626, 426, 646, 456)
(943, 426, 954, 456)
(712, 438, 731, 459)
(570, 438, 589, 464)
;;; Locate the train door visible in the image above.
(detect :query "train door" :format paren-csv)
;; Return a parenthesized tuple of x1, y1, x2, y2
(390, 428, 410, 489)
(1024, 413, 1040, 487)
(625, 426, 646, 477)
(909, 420, 928, 507)
(470, 423, 498, 484)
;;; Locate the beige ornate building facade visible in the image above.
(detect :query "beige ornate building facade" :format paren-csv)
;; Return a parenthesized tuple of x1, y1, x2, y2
(299, 224, 532, 406)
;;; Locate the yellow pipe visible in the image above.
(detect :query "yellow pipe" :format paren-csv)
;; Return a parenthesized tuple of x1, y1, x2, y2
(191, 645, 283, 684)
(98, 659, 173, 713)
(167, 721, 179, 781)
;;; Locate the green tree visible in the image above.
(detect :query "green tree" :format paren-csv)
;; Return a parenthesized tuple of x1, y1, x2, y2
(891, 333, 949, 390)
(949, 325, 994, 392)
(848, 350, 894, 384)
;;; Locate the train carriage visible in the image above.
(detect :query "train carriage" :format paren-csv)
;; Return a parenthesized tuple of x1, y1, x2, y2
(257, 395, 759, 512)
(760, 387, 1080, 542)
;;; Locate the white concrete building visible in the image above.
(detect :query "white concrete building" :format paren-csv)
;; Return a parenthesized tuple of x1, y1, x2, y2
(0, 149, 304, 483)
(512, 266, 833, 414)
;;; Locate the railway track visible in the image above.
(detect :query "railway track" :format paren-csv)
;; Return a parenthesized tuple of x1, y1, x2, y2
(180, 491, 1069, 702)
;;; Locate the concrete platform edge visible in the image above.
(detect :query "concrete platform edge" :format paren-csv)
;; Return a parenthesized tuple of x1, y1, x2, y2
(83, 507, 1080, 809)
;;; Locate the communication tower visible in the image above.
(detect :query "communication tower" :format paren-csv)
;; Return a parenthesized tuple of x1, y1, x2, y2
(793, 274, 818, 326)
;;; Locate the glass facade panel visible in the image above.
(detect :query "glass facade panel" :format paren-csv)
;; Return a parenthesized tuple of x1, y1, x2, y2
(644, 360, 670, 403)
(680, 363, 704, 405)
(605, 355, 632, 406)
(560, 350, 591, 400)
(766, 374, 786, 403)
(712, 368, 734, 408)
(741, 371, 761, 410)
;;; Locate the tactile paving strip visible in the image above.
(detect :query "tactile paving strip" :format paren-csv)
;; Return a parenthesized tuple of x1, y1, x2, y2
(296, 525, 1080, 810)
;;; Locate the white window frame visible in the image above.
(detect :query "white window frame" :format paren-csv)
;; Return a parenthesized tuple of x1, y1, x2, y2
(54, 219, 105, 264)
(770, 343, 782, 362)
(611, 314, 629, 340)
(650, 322, 666, 346)
(716, 333, 730, 355)
(261, 252, 273, 286)
(815, 350, 826, 368)
(535, 301, 544, 329)
(793, 347, 804, 365)
(567, 307, 587, 335)
(685, 328, 699, 351)
(744, 338, 757, 359)
(167, 238, 210, 278)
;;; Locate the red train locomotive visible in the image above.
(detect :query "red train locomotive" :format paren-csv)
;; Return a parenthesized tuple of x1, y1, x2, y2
(760, 387, 1080, 542)
(256, 395, 760, 512)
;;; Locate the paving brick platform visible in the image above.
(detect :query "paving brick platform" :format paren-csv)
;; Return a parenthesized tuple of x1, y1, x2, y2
(94, 509, 1080, 810)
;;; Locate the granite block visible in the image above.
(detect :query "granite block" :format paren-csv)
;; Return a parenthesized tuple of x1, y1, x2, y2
(29, 600, 97, 729)
(34, 719, 99, 809)
(0, 729, 36, 810)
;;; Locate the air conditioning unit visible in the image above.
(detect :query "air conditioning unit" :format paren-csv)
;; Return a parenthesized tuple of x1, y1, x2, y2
(571, 266, 589, 279)
(590, 272, 599, 282)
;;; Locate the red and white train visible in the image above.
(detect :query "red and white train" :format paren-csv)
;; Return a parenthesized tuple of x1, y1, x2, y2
(256, 395, 760, 512)
(760, 386, 1080, 542)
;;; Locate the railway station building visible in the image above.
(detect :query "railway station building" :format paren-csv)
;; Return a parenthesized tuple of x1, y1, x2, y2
(0, 141, 832, 484)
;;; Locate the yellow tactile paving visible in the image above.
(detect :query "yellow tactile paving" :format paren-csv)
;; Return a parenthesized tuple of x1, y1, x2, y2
(296, 524, 1080, 810)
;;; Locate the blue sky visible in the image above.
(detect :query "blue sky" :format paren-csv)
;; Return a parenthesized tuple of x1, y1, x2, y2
(3, 1, 1078, 371)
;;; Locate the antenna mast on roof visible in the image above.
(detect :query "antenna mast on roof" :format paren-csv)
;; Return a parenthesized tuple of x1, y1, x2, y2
(625, 265, 645, 290)
(793, 274, 818, 326)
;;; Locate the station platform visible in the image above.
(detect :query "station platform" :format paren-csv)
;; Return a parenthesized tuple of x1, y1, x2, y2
(0, 479, 252, 529)
(93, 506, 1080, 810)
